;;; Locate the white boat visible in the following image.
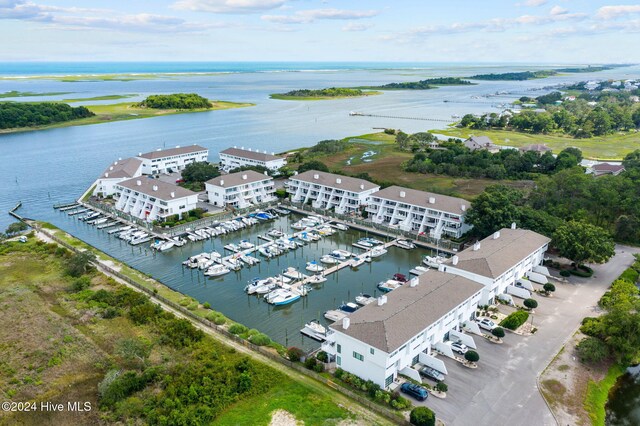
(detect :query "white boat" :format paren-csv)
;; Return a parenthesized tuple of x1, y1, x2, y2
(265, 288, 300, 305)
(305, 261, 325, 272)
(224, 243, 240, 252)
(92, 217, 108, 225)
(255, 281, 277, 294)
(205, 264, 231, 277)
(333, 249, 352, 258)
(339, 302, 360, 313)
(396, 239, 416, 250)
(172, 237, 186, 247)
(273, 274, 292, 284)
(268, 229, 284, 238)
(410, 266, 430, 276)
(369, 246, 388, 258)
(307, 274, 327, 284)
(259, 246, 275, 258)
(223, 258, 242, 271)
(377, 279, 403, 293)
(324, 309, 348, 322)
(198, 259, 215, 270)
(320, 255, 339, 264)
(238, 240, 255, 250)
(355, 238, 374, 248)
(423, 255, 446, 268)
(332, 223, 349, 231)
(350, 256, 366, 268)
(158, 240, 175, 252)
(240, 255, 259, 266)
(282, 267, 305, 280)
(300, 320, 327, 341)
(355, 293, 376, 306)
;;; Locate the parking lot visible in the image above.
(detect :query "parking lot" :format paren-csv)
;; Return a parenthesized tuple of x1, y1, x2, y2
(402, 244, 640, 426)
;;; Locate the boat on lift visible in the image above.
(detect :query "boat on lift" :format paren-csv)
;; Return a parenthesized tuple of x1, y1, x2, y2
(300, 320, 327, 341)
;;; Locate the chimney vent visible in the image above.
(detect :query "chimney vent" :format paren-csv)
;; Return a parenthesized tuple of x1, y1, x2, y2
(452, 255, 459, 265)
(110, 166, 114, 171)
(242, 174, 247, 180)
(399, 191, 406, 198)
(377, 295, 387, 306)
(511, 222, 517, 230)
(461, 204, 466, 211)
(473, 242, 481, 251)
(493, 231, 501, 239)
(152, 185, 158, 192)
(410, 278, 418, 287)
(313, 174, 319, 180)
(360, 184, 365, 190)
(429, 197, 436, 204)
(138, 152, 142, 156)
(136, 180, 142, 186)
(342, 317, 350, 329)
(220, 179, 224, 186)
(336, 178, 342, 184)
(170, 192, 175, 198)
(105, 173, 109, 178)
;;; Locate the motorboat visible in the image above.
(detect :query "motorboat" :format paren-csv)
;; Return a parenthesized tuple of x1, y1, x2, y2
(369, 246, 388, 258)
(339, 302, 360, 313)
(239, 255, 259, 266)
(332, 223, 349, 231)
(324, 309, 348, 322)
(210, 251, 222, 262)
(282, 267, 305, 280)
(377, 279, 403, 293)
(355, 293, 376, 306)
(238, 240, 255, 250)
(273, 274, 292, 284)
(355, 238, 374, 248)
(259, 246, 275, 258)
(320, 255, 339, 264)
(350, 256, 365, 268)
(266, 289, 300, 305)
(393, 273, 408, 283)
(274, 208, 290, 215)
(267, 229, 285, 238)
(222, 258, 242, 271)
(300, 320, 327, 341)
(410, 266, 429, 276)
(423, 255, 446, 268)
(158, 240, 175, 252)
(171, 237, 186, 247)
(307, 274, 327, 284)
(255, 281, 278, 294)
(198, 259, 216, 270)
(396, 239, 416, 250)
(332, 249, 352, 258)
(130, 234, 151, 245)
(92, 217, 108, 225)
(205, 264, 231, 277)
(328, 251, 347, 261)
(224, 243, 240, 252)
(305, 261, 325, 272)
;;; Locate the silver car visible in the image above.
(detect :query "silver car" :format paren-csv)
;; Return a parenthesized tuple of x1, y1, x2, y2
(420, 366, 445, 382)
(478, 318, 497, 331)
(450, 340, 468, 355)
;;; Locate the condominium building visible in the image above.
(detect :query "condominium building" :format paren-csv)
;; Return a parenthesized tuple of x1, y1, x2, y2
(286, 170, 380, 214)
(136, 145, 209, 175)
(93, 157, 143, 197)
(322, 271, 483, 389)
(440, 226, 551, 305)
(113, 177, 198, 222)
(366, 186, 471, 239)
(205, 170, 276, 209)
(219, 147, 287, 172)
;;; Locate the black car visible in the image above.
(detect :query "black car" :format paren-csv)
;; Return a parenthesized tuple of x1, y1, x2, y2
(400, 382, 429, 401)
(419, 366, 445, 382)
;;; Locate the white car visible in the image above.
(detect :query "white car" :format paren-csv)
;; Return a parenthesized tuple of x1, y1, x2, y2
(478, 318, 497, 331)
(450, 341, 468, 355)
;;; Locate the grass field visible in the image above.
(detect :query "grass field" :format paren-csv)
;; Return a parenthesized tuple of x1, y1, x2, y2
(296, 132, 533, 199)
(270, 91, 381, 101)
(61, 94, 137, 102)
(0, 100, 254, 134)
(432, 127, 640, 160)
(0, 90, 72, 98)
(584, 363, 626, 426)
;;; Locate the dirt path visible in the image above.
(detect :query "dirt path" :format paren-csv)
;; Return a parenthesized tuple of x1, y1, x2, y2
(34, 230, 394, 426)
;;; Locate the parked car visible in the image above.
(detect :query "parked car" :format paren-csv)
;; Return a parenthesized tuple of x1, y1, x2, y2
(478, 318, 497, 331)
(450, 340, 468, 355)
(400, 382, 429, 401)
(419, 366, 445, 382)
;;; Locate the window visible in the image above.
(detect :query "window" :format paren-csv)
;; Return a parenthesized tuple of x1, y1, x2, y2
(370, 348, 375, 355)
(336, 356, 341, 366)
(336, 344, 341, 354)
(385, 374, 394, 388)
(353, 351, 364, 362)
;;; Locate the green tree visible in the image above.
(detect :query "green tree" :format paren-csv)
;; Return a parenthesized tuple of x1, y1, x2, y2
(298, 160, 329, 173)
(66, 251, 96, 277)
(116, 337, 152, 366)
(554, 147, 583, 171)
(410, 407, 436, 426)
(491, 327, 505, 339)
(5, 222, 28, 236)
(181, 162, 220, 183)
(523, 298, 538, 309)
(396, 131, 410, 150)
(576, 336, 609, 363)
(435, 382, 448, 393)
(465, 185, 523, 238)
(552, 220, 615, 266)
(464, 350, 480, 363)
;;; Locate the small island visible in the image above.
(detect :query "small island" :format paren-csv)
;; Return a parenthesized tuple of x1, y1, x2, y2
(468, 70, 558, 81)
(357, 77, 474, 90)
(0, 93, 253, 134)
(270, 87, 380, 101)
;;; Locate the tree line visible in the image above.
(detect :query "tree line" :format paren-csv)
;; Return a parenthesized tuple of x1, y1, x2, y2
(278, 88, 365, 98)
(359, 77, 473, 90)
(468, 70, 557, 80)
(138, 93, 212, 109)
(0, 102, 94, 129)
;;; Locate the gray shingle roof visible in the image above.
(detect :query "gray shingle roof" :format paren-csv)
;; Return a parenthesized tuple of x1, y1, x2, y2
(449, 228, 551, 279)
(116, 177, 197, 200)
(370, 186, 469, 215)
(100, 157, 142, 179)
(519, 144, 552, 153)
(330, 271, 483, 353)
(290, 170, 379, 193)
(138, 145, 208, 160)
(464, 136, 497, 151)
(206, 170, 272, 188)
(220, 147, 284, 162)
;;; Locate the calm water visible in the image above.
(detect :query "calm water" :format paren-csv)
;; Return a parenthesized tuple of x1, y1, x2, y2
(2, 62, 640, 349)
(606, 365, 640, 425)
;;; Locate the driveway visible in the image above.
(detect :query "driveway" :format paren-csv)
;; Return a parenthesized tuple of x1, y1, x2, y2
(412, 245, 640, 426)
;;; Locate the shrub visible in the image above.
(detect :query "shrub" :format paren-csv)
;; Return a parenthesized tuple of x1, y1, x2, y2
(491, 327, 505, 339)
(576, 336, 609, 363)
(71, 276, 92, 292)
(570, 267, 593, 277)
(559, 270, 571, 277)
(499, 311, 529, 330)
(435, 382, 448, 393)
(213, 316, 226, 325)
(313, 363, 324, 373)
(202, 302, 211, 309)
(580, 317, 603, 337)
(543, 283, 556, 293)
(187, 302, 198, 311)
(465, 350, 480, 363)
(249, 333, 271, 346)
(390, 395, 411, 410)
(287, 347, 305, 362)
(523, 298, 538, 309)
(206, 312, 217, 321)
(316, 351, 329, 363)
(410, 407, 436, 426)
(304, 357, 318, 370)
(229, 323, 249, 335)
(618, 268, 639, 283)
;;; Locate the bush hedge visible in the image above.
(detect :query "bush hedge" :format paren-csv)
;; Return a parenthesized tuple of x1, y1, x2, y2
(410, 406, 436, 426)
(499, 310, 530, 330)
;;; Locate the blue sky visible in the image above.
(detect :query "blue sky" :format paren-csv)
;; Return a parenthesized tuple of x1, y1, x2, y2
(1, 0, 639, 62)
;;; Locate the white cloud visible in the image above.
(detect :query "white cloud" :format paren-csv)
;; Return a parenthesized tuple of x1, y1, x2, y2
(523, 0, 548, 6)
(596, 5, 640, 20)
(262, 8, 378, 24)
(342, 22, 372, 32)
(549, 6, 567, 16)
(172, 0, 288, 14)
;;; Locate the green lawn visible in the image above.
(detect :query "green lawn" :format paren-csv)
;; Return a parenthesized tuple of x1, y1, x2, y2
(583, 363, 626, 426)
(432, 127, 640, 160)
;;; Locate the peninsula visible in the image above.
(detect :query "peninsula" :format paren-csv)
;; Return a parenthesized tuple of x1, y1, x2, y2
(270, 87, 381, 101)
(356, 77, 474, 90)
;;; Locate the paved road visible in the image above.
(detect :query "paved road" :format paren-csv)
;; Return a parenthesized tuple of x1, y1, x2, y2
(415, 245, 640, 426)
